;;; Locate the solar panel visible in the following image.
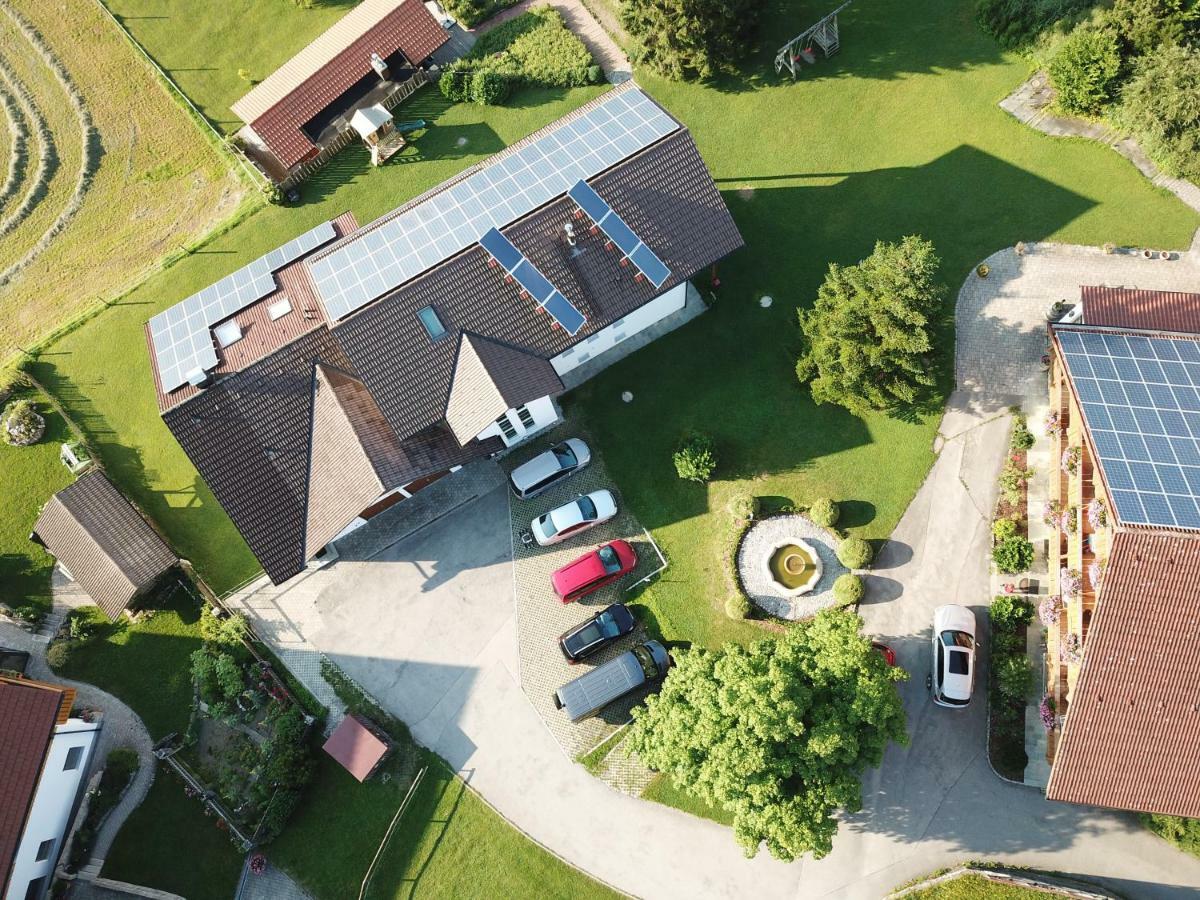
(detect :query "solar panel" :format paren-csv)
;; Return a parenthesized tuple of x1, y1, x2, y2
(478, 228, 587, 336)
(149, 220, 337, 392)
(567, 179, 671, 288)
(309, 88, 679, 321)
(1058, 327, 1200, 530)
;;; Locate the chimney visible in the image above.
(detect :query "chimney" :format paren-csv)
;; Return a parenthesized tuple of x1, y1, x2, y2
(370, 52, 389, 80)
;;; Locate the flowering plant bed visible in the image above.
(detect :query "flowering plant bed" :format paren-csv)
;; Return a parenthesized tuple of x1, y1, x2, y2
(988, 595, 1033, 781)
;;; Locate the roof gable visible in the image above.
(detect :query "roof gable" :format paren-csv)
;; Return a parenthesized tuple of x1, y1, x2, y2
(444, 333, 563, 443)
(1047, 531, 1200, 816)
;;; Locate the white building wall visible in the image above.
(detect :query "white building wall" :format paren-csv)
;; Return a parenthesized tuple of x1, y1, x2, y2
(550, 281, 688, 377)
(6, 719, 100, 900)
(475, 395, 559, 447)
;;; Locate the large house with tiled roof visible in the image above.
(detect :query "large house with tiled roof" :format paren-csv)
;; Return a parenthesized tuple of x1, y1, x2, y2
(1043, 286, 1200, 817)
(147, 85, 743, 585)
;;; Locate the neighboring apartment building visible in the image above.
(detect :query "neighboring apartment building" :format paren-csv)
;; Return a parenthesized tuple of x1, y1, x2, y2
(147, 84, 744, 585)
(0, 676, 101, 900)
(1043, 286, 1200, 817)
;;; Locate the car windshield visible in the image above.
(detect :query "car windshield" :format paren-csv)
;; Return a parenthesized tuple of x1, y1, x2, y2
(577, 496, 598, 521)
(538, 514, 558, 538)
(940, 630, 973, 649)
(552, 444, 577, 468)
(597, 545, 622, 574)
(632, 645, 659, 680)
(947, 648, 970, 675)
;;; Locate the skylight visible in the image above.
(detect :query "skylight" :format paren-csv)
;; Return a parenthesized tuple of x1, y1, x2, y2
(417, 306, 445, 340)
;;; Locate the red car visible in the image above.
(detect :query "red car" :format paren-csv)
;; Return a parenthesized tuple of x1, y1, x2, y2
(872, 641, 897, 667)
(551, 540, 638, 603)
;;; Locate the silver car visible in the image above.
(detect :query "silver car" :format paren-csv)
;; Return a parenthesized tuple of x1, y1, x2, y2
(509, 438, 591, 500)
(931, 604, 977, 708)
(530, 489, 617, 546)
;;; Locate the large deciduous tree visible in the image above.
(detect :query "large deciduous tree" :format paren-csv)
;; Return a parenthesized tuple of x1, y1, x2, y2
(627, 610, 907, 861)
(795, 235, 944, 416)
(620, 0, 766, 81)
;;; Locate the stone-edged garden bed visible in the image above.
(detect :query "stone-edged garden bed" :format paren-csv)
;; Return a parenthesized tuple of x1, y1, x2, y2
(735, 514, 847, 620)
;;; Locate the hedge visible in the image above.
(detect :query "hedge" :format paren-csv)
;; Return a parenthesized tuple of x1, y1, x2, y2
(441, 0, 520, 28)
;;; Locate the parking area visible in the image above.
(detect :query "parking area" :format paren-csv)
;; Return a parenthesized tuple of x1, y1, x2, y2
(503, 425, 665, 761)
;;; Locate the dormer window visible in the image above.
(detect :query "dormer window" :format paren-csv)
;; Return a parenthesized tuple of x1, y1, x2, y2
(418, 306, 446, 340)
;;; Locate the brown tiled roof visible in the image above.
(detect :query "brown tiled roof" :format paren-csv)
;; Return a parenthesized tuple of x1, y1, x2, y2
(1082, 285, 1200, 335)
(151, 212, 358, 413)
(32, 471, 177, 620)
(445, 334, 563, 443)
(164, 328, 492, 583)
(237, 0, 447, 169)
(322, 713, 391, 782)
(333, 128, 743, 440)
(0, 677, 69, 896)
(1047, 531, 1200, 816)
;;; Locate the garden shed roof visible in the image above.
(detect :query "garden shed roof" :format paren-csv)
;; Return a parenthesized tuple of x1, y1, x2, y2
(31, 470, 177, 620)
(0, 676, 73, 896)
(1047, 530, 1200, 816)
(322, 713, 392, 782)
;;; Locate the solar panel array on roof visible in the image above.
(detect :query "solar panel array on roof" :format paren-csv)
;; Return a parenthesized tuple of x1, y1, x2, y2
(479, 228, 586, 335)
(568, 179, 671, 288)
(309, 88, 678, 322)
(1057, 327, 1200, 530)
(150, 221, 337, 392)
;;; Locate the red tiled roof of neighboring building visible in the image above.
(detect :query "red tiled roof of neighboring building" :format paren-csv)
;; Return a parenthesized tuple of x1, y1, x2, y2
(0, 677, 69, 896)
(240, 0, 447, 169)
(1046, 531, 1200, 816)
(1082, 285, 1200, 335)
(322, 714, 391, 782)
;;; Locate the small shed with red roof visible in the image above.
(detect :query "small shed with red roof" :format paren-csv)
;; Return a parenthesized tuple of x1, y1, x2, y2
(322, 713, 393, 782)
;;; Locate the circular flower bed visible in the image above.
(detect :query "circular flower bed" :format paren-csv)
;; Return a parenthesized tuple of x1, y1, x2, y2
(735, 515, 846, 620)
(2, 399, 44, 446)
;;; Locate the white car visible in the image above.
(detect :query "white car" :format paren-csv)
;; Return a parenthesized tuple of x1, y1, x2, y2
(531, 490, 616, 546)
(931, 604, 977, 708)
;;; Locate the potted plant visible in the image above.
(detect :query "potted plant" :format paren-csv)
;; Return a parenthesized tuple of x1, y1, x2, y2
(1039, 594, 1062, 627)
(976, 263, 990, 278)
(1061, 445, 1081, 476)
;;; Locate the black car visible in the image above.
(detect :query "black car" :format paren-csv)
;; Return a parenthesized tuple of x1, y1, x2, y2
(558, 604, 636, 663)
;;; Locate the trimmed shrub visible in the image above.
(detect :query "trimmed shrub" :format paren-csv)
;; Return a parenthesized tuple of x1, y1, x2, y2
(467, 8, 593, 89)
(587, 64, 603, 83)
(993, 535, 1035, 574)
(975, 0, 1093, 48)
(442, 0, 519, 28)
(992, 517, 1018, 542)
(809, 497, 839, 529)
(725, 593, 751, 619)
(673, 430, 717, 483)
(46, 640, 72, 670)
(837, 536, 873, 570)
(1010, 413, 1035, 450)
(994, 654, 1034, 702)
(727, 491, 758, 523)
(438, 62, 471, 102)
(990, 594, 1034, 631)
(832, 573, 864, 607)
(470, 70, 511, 105)
(2, 399, 45, 446)
(1048, 27, 1122, 115)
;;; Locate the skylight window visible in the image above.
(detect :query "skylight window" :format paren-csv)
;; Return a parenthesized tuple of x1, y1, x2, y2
(213, 320, 243, 348)
(418, 306, 446, 340)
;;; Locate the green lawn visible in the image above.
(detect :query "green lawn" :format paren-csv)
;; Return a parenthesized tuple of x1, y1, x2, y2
(102, 765, 244, 900)
(570, 0, 1198, 649)
(56, 584, 203, 738)
(27, 85, 606, 593)
(642, 774, 734, 826)
(0, 388, 75, 616)
(272, 743, 617, 899)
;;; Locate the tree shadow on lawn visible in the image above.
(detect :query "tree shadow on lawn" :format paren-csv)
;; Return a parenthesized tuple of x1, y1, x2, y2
(695, 0, 1004, 95)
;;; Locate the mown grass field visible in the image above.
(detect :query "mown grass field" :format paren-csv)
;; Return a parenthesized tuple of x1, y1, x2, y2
(0, 386, 74, 615)
(27, 84, 607, 592)
(0, 0, 246, 353)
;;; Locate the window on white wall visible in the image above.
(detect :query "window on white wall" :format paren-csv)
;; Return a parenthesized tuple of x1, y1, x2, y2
(63, 746, 83, 771)
(24, 876, 46, 900)
(495, 414, 517, 441)
(516, 405, 534, 429)
(35, 840, 53, 862)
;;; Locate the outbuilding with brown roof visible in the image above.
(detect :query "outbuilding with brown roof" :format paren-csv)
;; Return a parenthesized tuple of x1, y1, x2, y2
(31, 470, 177, 619)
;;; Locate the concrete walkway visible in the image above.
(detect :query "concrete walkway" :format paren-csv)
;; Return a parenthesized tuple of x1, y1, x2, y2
(476, 0, 631, 82)
(1000, 72, 1200, 215)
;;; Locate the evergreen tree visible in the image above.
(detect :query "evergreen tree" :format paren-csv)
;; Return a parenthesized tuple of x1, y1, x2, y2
(626, 610, 907, 861)
(621, 0, 766, 80)
(796, 235, 944, 416)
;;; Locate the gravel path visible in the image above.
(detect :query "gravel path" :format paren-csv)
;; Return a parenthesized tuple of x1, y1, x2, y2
(736, 515, 846, 620)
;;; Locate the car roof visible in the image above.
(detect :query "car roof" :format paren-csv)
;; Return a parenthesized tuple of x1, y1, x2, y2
(549, 497, 588, 529)
(512, 442, 572, 486)
(554, 548, 608, 586)
(941, 649, 973, 700)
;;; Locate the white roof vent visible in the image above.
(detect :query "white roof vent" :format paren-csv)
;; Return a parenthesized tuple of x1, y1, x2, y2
(214, 320, 243, 348)
(185, 367, 212, 388)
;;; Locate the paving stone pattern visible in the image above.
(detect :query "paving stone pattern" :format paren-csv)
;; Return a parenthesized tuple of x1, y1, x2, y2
(736, 515, 846, 620)
(235, 858, 314, 900)
(504, 426, 661, 762)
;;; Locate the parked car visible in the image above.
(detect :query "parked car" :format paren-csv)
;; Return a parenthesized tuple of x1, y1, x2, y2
(551, 540, 638, 602)
(531, 489, 616, 546)
(553, 640, 670, 722)
(871, 641, 897, 667)
(509, 438, 591, 500)
(558, 604, 637, 663)
(930, 605, 977, 707)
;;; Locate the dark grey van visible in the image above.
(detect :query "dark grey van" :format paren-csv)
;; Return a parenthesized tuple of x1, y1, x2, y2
(553, 641, 670, 723)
